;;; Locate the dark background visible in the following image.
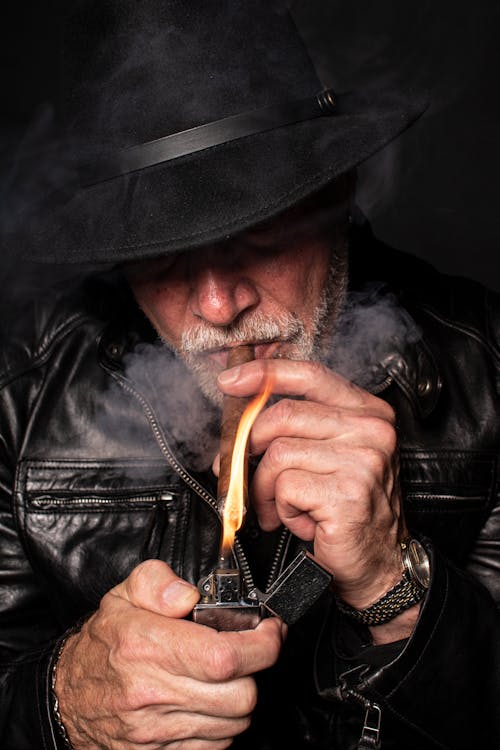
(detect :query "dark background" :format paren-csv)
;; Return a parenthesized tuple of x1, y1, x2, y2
(1, 0, 499, 291)
(295, 0, 500, 292)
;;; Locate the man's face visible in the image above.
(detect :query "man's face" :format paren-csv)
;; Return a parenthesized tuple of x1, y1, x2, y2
(127, 199, 349, 404)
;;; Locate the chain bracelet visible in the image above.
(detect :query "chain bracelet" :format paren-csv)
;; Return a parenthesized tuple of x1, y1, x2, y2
(51, 627, 81, 750)
(335, 571, 425, 626)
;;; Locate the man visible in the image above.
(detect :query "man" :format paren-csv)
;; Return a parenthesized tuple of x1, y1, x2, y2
(0, 2, 498, 749)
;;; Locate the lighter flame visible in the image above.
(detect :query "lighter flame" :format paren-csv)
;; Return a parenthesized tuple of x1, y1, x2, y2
(221, 374, 274, 550)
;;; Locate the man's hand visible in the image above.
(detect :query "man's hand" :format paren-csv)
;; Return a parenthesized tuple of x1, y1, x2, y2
(55, 560, 284, 749)
(218, 359, 417, 644)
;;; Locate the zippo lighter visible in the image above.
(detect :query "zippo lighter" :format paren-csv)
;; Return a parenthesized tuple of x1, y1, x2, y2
(192, 549, 332, 631)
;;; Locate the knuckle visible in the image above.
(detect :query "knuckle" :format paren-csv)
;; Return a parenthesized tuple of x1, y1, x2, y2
(110, 619, 145, 667)
(379, 400, 397, 424)
(127, 726, 153, 745)
(369, 416, 397, 452)
(275, 470, 306, 505)
(337, 474, 369, 502)
(238, 677, 258, 714)
(120, 675, 148, 711)
(238, 715, 253, 735)
(307, 360, 328, 381)
(359, 446, 387, 477)
(205, 640, 240, 682)
(318, 518, 341, 543)
(127, 558, 166, 596)
(266, 437, 293, 469)
(338, 472, 377, 508)
(272, 398, 297, 425)
(86, 608, 120, 651)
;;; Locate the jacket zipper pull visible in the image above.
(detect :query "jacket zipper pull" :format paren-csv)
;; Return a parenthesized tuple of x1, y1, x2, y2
(357, 701, 382, 750)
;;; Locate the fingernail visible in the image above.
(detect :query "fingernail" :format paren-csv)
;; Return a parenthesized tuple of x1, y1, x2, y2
(218, 366, 240, 385)
(162, 580, 198, 607)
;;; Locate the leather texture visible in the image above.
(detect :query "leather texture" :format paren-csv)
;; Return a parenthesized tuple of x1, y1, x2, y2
(0, 229, 499, 749)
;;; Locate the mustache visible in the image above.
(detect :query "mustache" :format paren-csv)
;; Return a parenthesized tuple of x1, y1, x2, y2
(180, 311, 304, 354)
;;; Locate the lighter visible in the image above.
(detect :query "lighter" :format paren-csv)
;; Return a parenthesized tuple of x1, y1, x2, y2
(192, 549, 332, 630)
(192, 344, 332, 631)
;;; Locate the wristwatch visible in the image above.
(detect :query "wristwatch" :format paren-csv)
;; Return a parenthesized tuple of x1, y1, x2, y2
(400, 537, 431, 589)
(335, 537, 430, 626)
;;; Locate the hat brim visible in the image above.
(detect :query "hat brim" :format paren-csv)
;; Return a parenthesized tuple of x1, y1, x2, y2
(14, 86, 428, 264)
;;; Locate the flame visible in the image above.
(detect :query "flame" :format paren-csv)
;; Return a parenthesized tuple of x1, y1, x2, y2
(221, 374, 273, 551)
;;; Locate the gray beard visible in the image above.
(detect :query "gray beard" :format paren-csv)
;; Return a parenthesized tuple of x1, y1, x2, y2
(174, 249, 349, 407)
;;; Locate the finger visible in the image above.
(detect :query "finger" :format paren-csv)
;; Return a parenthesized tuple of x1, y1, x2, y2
(249, 399, 397, 456)
(137, 614, 284, 682)
(155, 739, 234, 750)
(252, 466, 337, 533)
(251, 439, 394, 524)
(110, 559, 200, 618)
(149, 673, 258, 718)
(121, 705, 253, 744)
(212, 452, 220, 476)
(282, 466, 398, 524)
(218, 359, 394, 417)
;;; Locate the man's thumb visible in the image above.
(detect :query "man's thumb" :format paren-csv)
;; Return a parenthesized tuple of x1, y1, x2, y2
(114, 559, 200, 617)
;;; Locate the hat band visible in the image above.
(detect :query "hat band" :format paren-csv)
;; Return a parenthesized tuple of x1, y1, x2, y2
(80, 89, 336, 187)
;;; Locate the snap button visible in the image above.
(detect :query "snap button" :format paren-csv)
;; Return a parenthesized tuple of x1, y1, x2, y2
(106, 342, 122, 359)
(417, 378, 432, 396)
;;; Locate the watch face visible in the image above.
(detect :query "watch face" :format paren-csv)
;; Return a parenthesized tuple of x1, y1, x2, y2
(405, 539, 431, 589)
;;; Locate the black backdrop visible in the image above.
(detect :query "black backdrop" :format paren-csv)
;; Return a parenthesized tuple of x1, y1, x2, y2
(1, 0, 499, 291)
(295, 0, 500, 292)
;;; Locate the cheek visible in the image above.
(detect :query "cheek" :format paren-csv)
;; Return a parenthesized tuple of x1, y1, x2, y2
(130, 280, 188, 344)
(264, 245, 330, 309)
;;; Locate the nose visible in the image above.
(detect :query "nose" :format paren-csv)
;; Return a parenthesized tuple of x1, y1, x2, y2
(189, 258, 260, 327)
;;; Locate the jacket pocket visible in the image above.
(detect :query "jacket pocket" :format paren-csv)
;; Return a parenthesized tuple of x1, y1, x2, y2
(400, 449, 497, 562)
(14, 459, 188, 621)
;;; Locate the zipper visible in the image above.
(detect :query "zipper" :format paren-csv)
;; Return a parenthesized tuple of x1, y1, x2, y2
(265, 525, 292, 591)
(369, 373, 393, 396)
(406, 492, 485, 503)
(107, 370, 281, 594)
(341, 686, 382, 750)
(30, 493, 172, 509)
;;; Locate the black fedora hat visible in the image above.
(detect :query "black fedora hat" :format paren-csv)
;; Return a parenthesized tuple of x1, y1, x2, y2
(4, 0, 427, 264)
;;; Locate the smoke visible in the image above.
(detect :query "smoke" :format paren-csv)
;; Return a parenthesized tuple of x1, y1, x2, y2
(95, 277, 420, 479)
(110, 340, 221, 473)
(326, 283, 421, 391)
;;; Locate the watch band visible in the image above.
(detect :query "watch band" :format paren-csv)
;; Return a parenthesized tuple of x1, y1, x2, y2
(335, 571, 425, 626)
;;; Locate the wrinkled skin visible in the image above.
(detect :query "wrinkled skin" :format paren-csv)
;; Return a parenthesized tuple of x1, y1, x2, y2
(56, 560, 284, 749)
(57, 192, 418, 748)
(217, 358, 412, 626)
(57, 356, 415, 749)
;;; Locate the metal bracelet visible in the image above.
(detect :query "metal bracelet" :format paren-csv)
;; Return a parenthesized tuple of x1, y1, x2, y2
(51, 628, 80, 749)
(335, 571, 425, 626)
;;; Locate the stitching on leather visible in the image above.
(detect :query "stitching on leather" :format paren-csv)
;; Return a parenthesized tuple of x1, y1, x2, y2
(400, 449, 497, 461)
(0, 313, 94, 388)
(419, 305, 500, 364)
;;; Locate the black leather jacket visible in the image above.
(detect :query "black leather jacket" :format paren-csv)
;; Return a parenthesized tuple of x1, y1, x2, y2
(0, 229, 499, 749)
